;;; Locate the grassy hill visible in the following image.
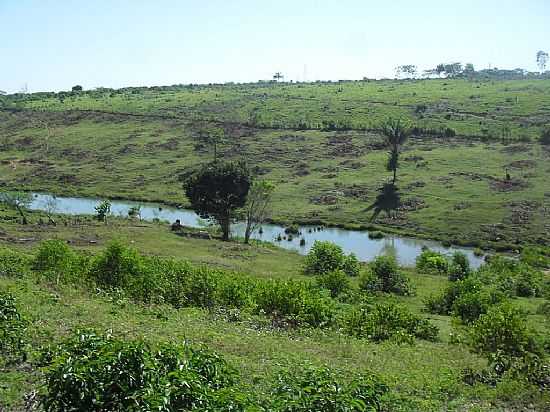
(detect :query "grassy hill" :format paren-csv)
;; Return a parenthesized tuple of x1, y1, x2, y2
(1, 78, 549, 249)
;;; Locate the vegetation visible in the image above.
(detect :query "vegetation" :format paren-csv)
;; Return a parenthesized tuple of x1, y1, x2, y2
(303, 240, 360, 277)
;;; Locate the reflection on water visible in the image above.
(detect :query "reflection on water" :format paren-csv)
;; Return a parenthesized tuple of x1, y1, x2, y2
(29, 193, 485, 268)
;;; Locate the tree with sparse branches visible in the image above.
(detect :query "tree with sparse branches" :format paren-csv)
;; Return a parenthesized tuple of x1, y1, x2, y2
(381, 118, 411, 184)
(243, 180, 275, 244)
(0, 191, 32, 225)
(184, 161, 251, 241)
(273, 72, 284, 82)
(536, 50, 548, 73)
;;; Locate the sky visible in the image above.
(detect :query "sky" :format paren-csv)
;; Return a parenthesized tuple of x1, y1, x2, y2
(1, 0, 549, 93)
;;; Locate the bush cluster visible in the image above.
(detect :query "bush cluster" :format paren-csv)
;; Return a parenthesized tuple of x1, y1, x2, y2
(0, 247, 31, 278)
(303, 241, 360, 277)
(342, 302, 438, 343)
(415, 249, 449, 275)
(33, 239, 84, 284)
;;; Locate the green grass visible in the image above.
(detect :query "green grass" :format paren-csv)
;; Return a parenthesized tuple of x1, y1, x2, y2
(1, 78, 549, 249)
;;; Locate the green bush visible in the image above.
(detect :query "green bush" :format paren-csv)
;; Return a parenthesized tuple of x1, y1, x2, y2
(520, 246, 550, 269)
(0, 293, 28, 365)
(0, 247, 31, 278)
(359, 256, 412, 295)
(254, 279, 335, 328)
(316, 270, 350, 298)
(304, 241, 359, 277)
(89, 241, 145, 290)
(33, 239, 84, 284)
(416, 249, 449, 275)
(448, 252, 471, 281)
(40, 330, 248, 412)
(268, 364, 388, 411)
(342, 302, 438, 343)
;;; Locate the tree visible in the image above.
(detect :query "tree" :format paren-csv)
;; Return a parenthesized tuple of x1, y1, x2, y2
(184, 161, 251, 241)
(198, 126, 225, 162)
(44, 195, 58, 225)
(464, 63, 475, 73)
(536, 50, 548, 73)
(273, 72, 284, 82)
(396, 65, 417, 79)
(0, 191, 32, 224)
(71, 85, 83, 92)
(243, 180, 275, 244)
(381, 118, 411, 184)
(95, 200, 111, 223)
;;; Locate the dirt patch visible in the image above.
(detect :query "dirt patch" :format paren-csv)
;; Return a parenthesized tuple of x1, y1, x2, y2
(506, 159, 535, 169)
(326, 134, 359, 157)
(507, 201, 539, 225)
(490, 178, 528, 192)
(399, 197, 427, 212)
(500, 144, 530, 154)
(310, 192, 340, 205)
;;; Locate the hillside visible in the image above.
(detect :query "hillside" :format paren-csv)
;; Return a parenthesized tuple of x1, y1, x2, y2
(1, 78, 549, 249)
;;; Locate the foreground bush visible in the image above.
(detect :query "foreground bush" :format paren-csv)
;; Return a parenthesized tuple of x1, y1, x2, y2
(269, 364, 388, 412)
(415, 249, 449, 275)
(33, 239, 84, 284)
(448, 252, 471, 281)
(40, 330, 248, 412)
(0, 247, 31, 277)
(342, 302, 438, 343)
(304, 241, 360, 277)
(359, 256, 412, 296)
(316, 269, 351, 298)
(0, 293, 28, 365)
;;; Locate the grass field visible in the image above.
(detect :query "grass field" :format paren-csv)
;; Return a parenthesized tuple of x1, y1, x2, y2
(1, 78, 550, 249)
(0, 209, 549, 411)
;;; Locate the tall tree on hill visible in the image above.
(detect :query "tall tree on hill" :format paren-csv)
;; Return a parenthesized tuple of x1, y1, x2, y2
(382, 118, 411, 184)
(184, 161, 251, 241)
(536, 51, 548, 73)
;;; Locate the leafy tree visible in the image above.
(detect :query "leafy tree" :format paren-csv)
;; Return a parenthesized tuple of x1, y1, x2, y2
(381, 118, 410, 184)
(396, 64, 417, 79)
(0, 191, 32, 224)
(94, 200, 111, 223)
(184, 161, 251, 241)
(243, 180, 275, 244)
(536, 50, 548, 73)
(71, 85, 83, 92)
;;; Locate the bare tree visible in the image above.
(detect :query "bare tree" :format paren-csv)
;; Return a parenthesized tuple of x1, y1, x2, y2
(44, 195, 58, 225)
(273, 72, 284, 82)
(536, 50, 549, 73)
(243, 180, 275, 244)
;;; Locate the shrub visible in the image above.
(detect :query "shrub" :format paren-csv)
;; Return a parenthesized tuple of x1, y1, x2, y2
(89, 241, 145, 290)
(303, 241, 359, 277)
(304, 241, 345, 275)
(368, 231, 385, 240)
(254, 279, 335, 328)
(416, 249, 449, 275)
(40, 330, 248, 412)
(448, 252, 471, 281)
(540, 127, 550, 145)
(33, 240, 83, 284)
(268, 364, 388, 412)
(316, 270, 350, 298)
(0, 247, 31, 277)
(520, 246, 550, 269)
(470, 304, 543, 359)
(342, 302, 438, 343)
(360, 256, 412, 295)
(0, 293, 28, 365)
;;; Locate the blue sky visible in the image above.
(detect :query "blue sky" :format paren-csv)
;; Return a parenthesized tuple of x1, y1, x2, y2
(1, 0, 549, 93)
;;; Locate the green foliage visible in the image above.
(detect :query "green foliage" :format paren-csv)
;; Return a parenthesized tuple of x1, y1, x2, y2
(416, 249, 449, 275)
(448, 252, 471, 281)
(425, 277, 505, 323)
(94, 199, 111, 222)
(316, 270, 350, 298)
(0, 293, 28, 365)
(32, 240, 83, 284)
(184, 161, 251, 241)
(303, 241, 358, 277)
(40, 330, 247, 412)
(89, 241, 145, 290)
(269, 364, 388, 411)
(0, 247, 31, 277)
(520, 246, 550, 269)
(342, 302, 438, 343)
(359, 256, 412, 295)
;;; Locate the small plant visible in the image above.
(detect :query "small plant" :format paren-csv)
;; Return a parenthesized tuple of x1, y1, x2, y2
(368, 230, 385, 240)
(0, 293, 28, 365)
(33, 239, 83, 284)
(0, 247, 31, 278)
(89, 241, 144, 290)
(448, 251, 471, 281)
(268, 364, 388, 411)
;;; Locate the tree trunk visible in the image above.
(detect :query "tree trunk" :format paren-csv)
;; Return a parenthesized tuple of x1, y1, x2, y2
(16, 205, 28, 225)
(393, 167, 397, 184)
(244, 223, 252, 244)
(220, 218, 230, 241)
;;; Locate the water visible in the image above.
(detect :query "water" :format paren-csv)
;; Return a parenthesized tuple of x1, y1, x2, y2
(29, 193, 485, 268)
